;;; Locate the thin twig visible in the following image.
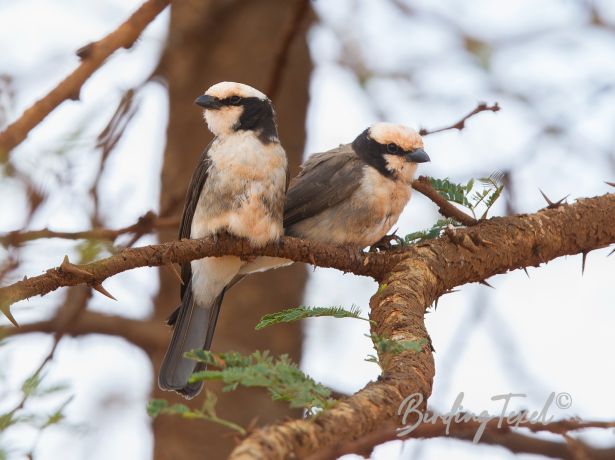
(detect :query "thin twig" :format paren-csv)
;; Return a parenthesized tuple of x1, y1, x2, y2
(0, 257, 18, 283)
(306, 417, 615, 460)
(419, 102, 500, 136)
(0, 0, 170, 156)
(412, 176, 478, 226)
(0, 212, 179, 247)
(1, 309, 166, 352)
(5, 286, 91, 417)
(90, 88, 140, 226)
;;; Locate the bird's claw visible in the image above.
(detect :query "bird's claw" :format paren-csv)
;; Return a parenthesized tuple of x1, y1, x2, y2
(369, 233, 405, 252)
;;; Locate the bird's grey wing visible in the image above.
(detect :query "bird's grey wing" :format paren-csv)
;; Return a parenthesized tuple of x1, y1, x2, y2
(179, 143, 213, 299)
(159, 143, 217, 399)
(284, 144, 364, 228)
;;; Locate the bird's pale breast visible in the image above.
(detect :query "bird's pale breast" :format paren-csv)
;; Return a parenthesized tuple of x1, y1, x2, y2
(191, 132, 287, 246)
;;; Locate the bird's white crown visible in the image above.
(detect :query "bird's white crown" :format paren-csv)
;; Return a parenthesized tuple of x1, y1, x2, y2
(204, 81, 267, 100)
(369, 123, 423, 151)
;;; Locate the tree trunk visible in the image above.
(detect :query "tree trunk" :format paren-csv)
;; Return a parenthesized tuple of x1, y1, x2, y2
(151, 1, 313, 458)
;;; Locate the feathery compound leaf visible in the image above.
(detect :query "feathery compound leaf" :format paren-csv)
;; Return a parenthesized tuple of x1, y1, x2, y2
(255, 305, 368, 330)
(426, 173, 505, 220)
(429, 177, 470, 207)
(147, 393, 245, 434)
(147, 399, 192, 418)
(481, 184, 504, 219)
(478, 170, 505, 188)
(185, 350, 336, 412)
(0, 372, 73, 450)
(41, 396, 74, 429)
(475, 171, 504, 219)
(404, 218, 462, 245)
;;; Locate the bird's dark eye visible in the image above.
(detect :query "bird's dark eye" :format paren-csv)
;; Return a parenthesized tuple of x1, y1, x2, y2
(387, 143, 398, 153)
(229, 95, 242, 105)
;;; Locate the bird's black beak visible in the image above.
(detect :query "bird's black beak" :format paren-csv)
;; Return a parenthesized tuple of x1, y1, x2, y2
(406, 148, 430, 163)
(195, 95, 222, 110)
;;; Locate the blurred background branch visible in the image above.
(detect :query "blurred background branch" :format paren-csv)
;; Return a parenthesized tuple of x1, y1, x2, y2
(0, 0, 170, 158)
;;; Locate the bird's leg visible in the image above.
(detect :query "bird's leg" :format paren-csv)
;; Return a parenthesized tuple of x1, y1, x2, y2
(369, 230, 405, 252)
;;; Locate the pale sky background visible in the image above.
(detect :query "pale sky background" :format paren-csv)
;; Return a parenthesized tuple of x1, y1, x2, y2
(0, 1, 614, 459)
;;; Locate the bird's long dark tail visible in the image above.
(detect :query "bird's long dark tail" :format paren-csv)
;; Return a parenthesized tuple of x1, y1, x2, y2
(158, 280, 225, 399)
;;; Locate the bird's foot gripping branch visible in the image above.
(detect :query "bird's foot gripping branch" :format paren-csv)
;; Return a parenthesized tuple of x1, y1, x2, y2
(2, 177, 615, 459)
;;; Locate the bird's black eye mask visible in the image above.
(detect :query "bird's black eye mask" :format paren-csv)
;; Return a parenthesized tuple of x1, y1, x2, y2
(353, 129, 415, 176)
(232, 97, 278, 144)
(195, 93, 278, 143)
(352, 128, 430, 178)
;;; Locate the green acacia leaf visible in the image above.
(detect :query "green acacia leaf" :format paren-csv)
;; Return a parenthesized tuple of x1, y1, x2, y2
(255, 305, 368, 330)
(186, 350, 336, 411)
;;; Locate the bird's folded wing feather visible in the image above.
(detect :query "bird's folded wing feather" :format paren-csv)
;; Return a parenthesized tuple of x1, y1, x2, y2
(284, 144, 364, 227)
(179, 143, 213, 299)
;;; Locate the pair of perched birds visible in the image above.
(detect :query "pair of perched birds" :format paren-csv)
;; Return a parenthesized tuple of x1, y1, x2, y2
(159, 81, 430, 398)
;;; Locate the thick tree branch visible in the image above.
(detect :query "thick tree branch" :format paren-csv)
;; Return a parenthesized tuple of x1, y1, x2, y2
(1, 309, 166, 352)
(0, 0, 170, 156)
(1, 193, 614, 321)
(229, 253, 436, 459)
(229, 192, 615, 459)
(0, 235, 385, 315)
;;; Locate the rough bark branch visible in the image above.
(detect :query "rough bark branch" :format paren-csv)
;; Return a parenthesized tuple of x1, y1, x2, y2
(1, 193, 614, 323)
(0, 235, 386, 315)
(0, 0, 170, 156)
(0, 194, 615, 326)
(1, 309, 166, 352)
(228, 192, 615, 459)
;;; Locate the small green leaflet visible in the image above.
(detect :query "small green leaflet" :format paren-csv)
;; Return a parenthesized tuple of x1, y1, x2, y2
(147, 392, 245, 434)
(185, 350, 336, 412)
(365, 334, 426, 367)
(255, 305, 370, 330)
(429, 177, 471, 207)
(404, 218, 461, 245)
(427, 173, 504, 220)
(405, 173, 505, 245)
